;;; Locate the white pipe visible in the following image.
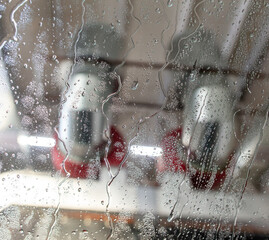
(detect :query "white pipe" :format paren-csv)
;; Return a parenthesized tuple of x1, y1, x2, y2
(222, 0, 252, 61)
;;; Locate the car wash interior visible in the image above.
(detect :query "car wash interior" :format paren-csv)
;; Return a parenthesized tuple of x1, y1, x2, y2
(0, 0, 269, 239)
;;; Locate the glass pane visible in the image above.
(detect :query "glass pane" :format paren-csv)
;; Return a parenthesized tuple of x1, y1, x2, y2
(0, 0, 269, 239)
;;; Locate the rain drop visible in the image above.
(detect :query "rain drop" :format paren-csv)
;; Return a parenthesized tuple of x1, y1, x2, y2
(131, 81, 139, 90)
(167, 0, 173, 7)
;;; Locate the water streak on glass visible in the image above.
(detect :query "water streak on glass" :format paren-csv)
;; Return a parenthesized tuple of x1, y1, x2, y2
(0, 0, 28, 50)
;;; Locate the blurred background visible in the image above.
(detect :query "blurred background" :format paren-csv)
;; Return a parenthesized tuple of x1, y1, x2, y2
(0, 0, 269, 239)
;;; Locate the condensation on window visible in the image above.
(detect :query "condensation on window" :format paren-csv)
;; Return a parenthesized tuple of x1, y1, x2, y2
(0, 0, 269, 239)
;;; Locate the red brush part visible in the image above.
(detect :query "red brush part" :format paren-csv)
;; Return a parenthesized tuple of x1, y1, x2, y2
(52, 126, 126, 179)
(161, 128, 231, 190)
(104, 126, 126, 166)
(160, 128, 186, 173)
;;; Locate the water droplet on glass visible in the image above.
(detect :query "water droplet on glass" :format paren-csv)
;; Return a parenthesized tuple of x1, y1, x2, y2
(167, 0, 173, 7)
(131, 81, 139, 90)
(167, 213, 174, 222)
(52, 55, 57, 61)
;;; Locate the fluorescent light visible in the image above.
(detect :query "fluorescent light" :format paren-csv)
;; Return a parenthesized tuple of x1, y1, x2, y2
(130, 145, 163, 157)
(17, 135, 56, 148)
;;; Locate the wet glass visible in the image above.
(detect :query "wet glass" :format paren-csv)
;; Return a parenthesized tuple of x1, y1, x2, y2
(0, 0, 269, 239)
